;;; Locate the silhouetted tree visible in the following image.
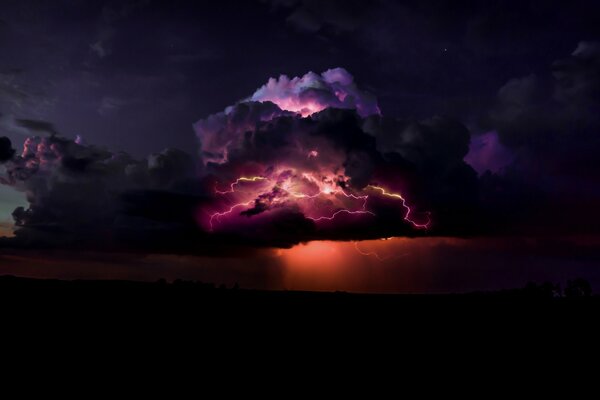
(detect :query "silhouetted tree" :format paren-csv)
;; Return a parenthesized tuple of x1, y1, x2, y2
(523, 281, 560, 298)
(564, 279, 592, 297)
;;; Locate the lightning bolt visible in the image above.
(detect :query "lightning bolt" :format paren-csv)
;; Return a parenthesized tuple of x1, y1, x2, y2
(208, 201, 254, 231)
(353, 240, 409, 261)
(367, 185, 431, 229)
(215, 176, 268, 195)
(208, 174, 430, 231)
(353, 241, 388, 261)
(287, 189, 369, 209)
(307, 209, 375, 222)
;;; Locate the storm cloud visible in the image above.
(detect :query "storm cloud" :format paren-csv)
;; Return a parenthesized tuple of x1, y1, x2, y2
(471, 42, 600, 235)
(0, 68, 483, 251)
(1, 47, 598, 253)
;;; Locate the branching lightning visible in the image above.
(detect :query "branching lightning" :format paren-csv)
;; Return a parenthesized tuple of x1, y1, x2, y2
(353, 241, 409, 261)
(194, 68, 435, 243)
(207, 172, 430, 232)
(307, 209, 375, 222)
(215, 176, 268, 195)
(353, 241, 389, 261)
(208, 201, 254, 231)
(367, 185, 431, 229)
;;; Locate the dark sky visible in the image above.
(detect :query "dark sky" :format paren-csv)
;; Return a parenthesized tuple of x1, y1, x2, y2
(0, 0, 599, 292)
(0, 0, 597, 155)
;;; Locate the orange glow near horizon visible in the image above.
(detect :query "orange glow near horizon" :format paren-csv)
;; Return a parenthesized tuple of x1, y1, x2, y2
(0, 223, 14, 237)
(280, 238, 410, 265)
(0, 236, 594, 294)
(277, 237, 418, 292)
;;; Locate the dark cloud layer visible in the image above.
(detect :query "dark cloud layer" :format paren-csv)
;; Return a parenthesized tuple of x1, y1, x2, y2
(2, 0, 599, 157)
(266, 0, 600, 121)
(473, 42, 600, 235)
(0, 2, 598, 264)
(1, 38, 600, 253)
(0, 137, 14, 162)
(0, 67, 480, 251)
(0, 134, 205, 252)
(190, 68, 482, 243)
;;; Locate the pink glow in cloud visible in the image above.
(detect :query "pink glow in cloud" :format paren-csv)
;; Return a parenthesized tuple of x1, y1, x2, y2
(248, 68, 380, 117)
(194, 68, 380, 165)
(464, 131, 514, 174)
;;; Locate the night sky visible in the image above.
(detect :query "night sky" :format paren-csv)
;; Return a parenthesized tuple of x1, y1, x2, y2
(0, 0, 599, 293)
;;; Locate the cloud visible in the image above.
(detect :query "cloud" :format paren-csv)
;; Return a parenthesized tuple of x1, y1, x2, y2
(192, 68, 479, 243)
(5, 49, 599, 254)
(0, 67, 483, 251)
(195, 68, 380, 164)
(97, 96, 136, 116)
(0, 72, 30, 110)
(194, 100, 293, 165)
(553, 41, 600, 108)
(0, 115, 59, 138)
(248, 68, 380, 117)
(464, 131, 514, 175)
(471, 42, 600, 235)
(265, 0, 371, 33)
(0, 137, 15, 162)
(0, 70, 58, 140)
(0, 134, 203, 250)
(488, 41, 600, 177)
(90, 26, 116, 59)
(14, 119, 58, 135)
(89, 0, 150, 61)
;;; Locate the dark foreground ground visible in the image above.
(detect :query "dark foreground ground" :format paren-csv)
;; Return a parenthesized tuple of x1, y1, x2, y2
(2, 274, 598, 317)
(2, 275, 599, 358)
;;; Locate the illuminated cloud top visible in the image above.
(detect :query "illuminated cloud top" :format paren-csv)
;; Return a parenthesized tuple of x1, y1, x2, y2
(248, 68, 380, 118)
(194, 68, 379, 165)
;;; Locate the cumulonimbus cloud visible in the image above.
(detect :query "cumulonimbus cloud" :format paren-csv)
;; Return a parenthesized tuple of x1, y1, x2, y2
(192, 68, 476, 243)
(0, 68, 481, 252)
